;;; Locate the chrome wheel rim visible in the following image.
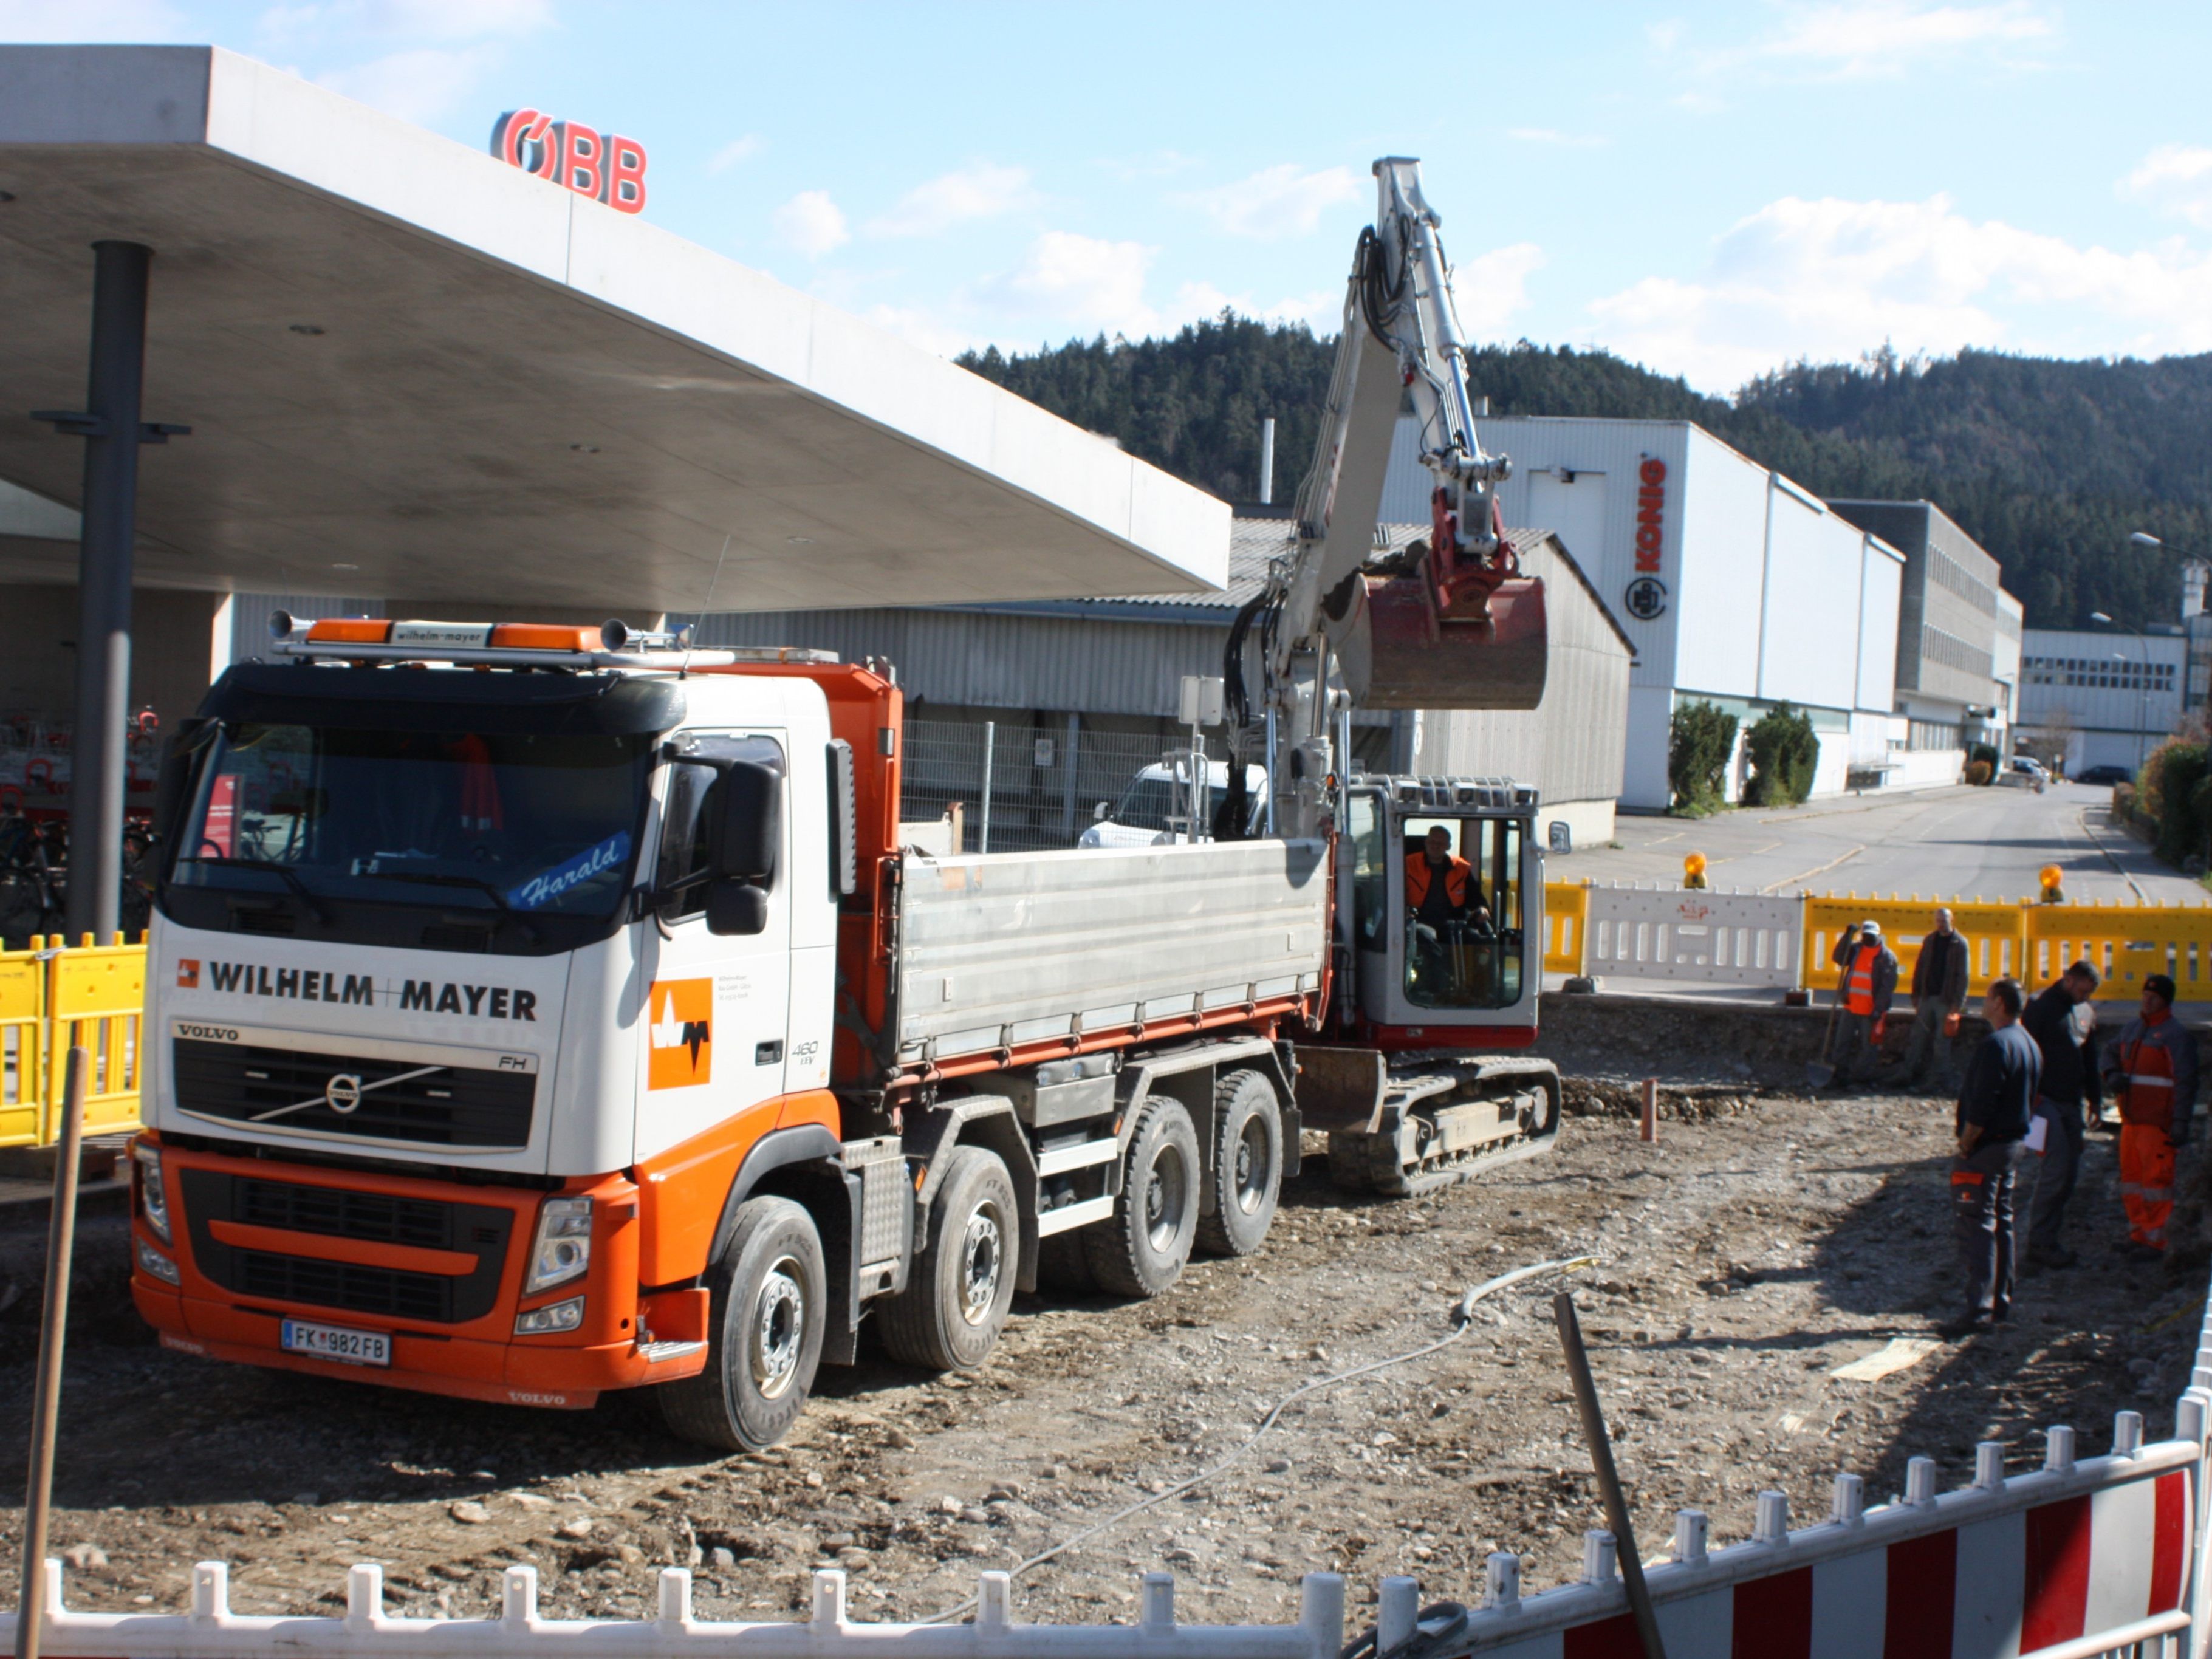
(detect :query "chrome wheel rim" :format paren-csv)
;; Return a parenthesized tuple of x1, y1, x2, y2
(1144, 1143, 1188, 1252)
(750, 1257, 805, 1399)
(960, 1205, 1004, 1325)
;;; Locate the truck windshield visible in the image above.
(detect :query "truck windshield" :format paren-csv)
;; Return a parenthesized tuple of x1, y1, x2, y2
(170, 723, 653, 918)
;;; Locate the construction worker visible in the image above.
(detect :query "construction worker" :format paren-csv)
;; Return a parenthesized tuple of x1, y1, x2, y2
(1827, 920, 1899, 1091)
(2100, 973, 2199, 1263)
(1405, 826, 1474, 928)
(1945, 976, 2040, 1337)
(1902, 907, 1970, 1090)
(2021, 960, 2101, 1271)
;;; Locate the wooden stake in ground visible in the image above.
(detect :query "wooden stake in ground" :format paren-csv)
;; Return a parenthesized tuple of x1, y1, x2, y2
(16, 1047, 91, 1659)
(1640, 1078, 1659, 1143)
(1553, 1291, 1667, 1659)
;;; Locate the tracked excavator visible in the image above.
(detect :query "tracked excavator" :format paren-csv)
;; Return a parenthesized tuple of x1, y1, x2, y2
(1231, 156, 1563, 1196)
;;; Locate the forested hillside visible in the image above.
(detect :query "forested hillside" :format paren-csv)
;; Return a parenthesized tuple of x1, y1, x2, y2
(959, 323, 2212, 630)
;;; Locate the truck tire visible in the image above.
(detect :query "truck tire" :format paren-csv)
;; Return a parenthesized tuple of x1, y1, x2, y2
(1085, 1096, 1200, 1297)
(877, 1146, 1018, 1372)
(657, 1196, 826, 1452)
(1035, 1228, 1097, 1295)
(1197, 1068, 1282, 1257)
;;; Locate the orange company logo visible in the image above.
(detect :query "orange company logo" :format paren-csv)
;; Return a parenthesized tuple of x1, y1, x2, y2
(176, 958, 200, 989)
(647, 978, 713, 1090)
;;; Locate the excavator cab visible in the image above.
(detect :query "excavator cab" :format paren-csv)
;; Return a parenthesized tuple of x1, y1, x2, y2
(1337, 775, 1541, 1047)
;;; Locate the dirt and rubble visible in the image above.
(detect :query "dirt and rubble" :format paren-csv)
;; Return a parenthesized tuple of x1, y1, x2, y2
(0, 1078, 2201, 1631)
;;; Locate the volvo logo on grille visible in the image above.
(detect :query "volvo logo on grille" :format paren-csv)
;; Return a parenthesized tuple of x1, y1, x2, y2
(324, 1073, 364, 1114)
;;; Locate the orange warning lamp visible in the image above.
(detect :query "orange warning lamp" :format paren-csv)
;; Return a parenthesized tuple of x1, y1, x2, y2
(1684, 852, 1708, 891)
(2038, 864, 2064, 905)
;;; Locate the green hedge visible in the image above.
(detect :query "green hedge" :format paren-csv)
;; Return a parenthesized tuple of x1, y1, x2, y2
(1669, 700, 1738, 813)
(1744, 704, 1818, 806)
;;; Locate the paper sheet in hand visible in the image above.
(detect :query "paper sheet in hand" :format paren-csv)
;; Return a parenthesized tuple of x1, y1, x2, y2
(1830, 1338, 1942, 1382)
(2025, 1114, 2050, 1154)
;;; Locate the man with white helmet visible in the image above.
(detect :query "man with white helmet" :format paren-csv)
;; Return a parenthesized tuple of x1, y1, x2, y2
(1829, 919, 1900, 1092)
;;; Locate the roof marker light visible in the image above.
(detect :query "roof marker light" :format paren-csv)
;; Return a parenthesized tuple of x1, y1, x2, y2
(600, 618, 693, 652)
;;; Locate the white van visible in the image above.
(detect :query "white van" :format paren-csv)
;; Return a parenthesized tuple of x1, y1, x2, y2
(1080, 760, 1270, 848)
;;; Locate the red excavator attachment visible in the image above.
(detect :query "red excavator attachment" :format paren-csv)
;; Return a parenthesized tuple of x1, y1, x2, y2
(1357, 569, 1547, 710)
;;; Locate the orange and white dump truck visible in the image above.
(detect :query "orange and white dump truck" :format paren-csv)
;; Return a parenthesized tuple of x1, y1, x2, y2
(126, 615, 1556, 1449)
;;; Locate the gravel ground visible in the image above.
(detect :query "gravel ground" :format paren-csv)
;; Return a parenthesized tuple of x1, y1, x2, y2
(0, 1084, 2199, 1631)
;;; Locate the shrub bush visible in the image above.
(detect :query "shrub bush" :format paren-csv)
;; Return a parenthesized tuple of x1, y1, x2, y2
(1744, 703, 1819, 806)
(2140, 737, 2211, 868)
(1966, 742, 2000, 784)
(1668, 700, 1738, 813)
(1965, 759, 1993, 786)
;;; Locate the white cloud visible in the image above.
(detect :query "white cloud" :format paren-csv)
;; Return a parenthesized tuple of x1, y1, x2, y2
(863, 304, 976, 360)
(707, 134, 765, 174)
(356, 0, 550, 36)
(2121, 145, 2212, 230)
(1451, 243, 1547, 337)
(1586, 193, 2212, 391)
(978, 230, 1159, 336)
(1179, 164, 1361, 241)
(772, 190, 850, 258)
(0, 0, 185, 39)
(1739, 1, 2054, 77)
(865, 163, 1039, 239)
(316, 46, 497, 123)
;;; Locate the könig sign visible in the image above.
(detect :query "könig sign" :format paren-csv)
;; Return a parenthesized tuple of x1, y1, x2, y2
(491, 109, 648, 214)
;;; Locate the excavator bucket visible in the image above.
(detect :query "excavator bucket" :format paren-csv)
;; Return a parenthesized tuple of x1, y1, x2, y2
(1350, 573, 1547, 710)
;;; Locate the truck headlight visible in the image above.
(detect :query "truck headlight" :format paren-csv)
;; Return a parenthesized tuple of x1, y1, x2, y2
(136, 1237, 180, 1285)
(515, 1295, 585, 1335)
(524, 1196, 592, 1294)
(134, 1144, 171, 1242)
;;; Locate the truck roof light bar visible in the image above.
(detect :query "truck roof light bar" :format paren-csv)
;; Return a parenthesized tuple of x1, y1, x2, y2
(264, 612, 840, 671)
(1388, 775, 1541, 810)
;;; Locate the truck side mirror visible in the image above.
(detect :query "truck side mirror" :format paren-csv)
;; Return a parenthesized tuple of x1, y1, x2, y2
(710, 759, 781, 884)
(1094, 801, 1109, 821)
(705, 880, 769, 937)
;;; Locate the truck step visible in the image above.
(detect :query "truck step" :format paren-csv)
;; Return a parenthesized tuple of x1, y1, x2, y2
(1035, 1137, 1121, 1178)
(1035, 1194, 1117, 1237)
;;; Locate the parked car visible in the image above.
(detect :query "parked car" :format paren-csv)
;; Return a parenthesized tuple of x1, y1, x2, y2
(1080, 759, 1269, 847)
(2001, 756, 2050, 793)
(2073, 762, 2132, 785)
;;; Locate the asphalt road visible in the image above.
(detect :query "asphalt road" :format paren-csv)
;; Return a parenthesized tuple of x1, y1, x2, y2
(1556, 782, 2207, 907)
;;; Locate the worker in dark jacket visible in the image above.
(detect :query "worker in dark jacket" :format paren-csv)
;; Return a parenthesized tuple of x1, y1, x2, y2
(2101, 973, 2200, 1262)
(1902, 908, 1971, 1089)
(2021, 960, 2101, 1270)
(1828, 920, 1900, 1091)
(1947, 976, 2041, 1337)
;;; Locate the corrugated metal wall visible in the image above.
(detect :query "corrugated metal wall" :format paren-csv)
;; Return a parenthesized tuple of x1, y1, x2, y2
(694, 606, 1228, 720)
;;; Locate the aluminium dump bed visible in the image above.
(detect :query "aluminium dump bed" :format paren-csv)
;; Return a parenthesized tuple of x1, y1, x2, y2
(892, 838, 1330, 1066)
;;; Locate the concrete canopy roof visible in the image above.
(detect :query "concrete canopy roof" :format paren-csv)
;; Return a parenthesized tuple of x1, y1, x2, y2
(0, 46, 1228, 612)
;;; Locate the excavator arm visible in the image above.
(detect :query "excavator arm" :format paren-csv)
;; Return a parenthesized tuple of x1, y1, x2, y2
(1258, 159, 1548, 737)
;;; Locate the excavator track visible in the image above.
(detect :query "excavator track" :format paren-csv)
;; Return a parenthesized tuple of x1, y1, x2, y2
(1326, 1056, 1562, 1197)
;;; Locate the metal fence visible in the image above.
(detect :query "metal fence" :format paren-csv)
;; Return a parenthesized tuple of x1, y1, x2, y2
(900, 719, 1240, 853)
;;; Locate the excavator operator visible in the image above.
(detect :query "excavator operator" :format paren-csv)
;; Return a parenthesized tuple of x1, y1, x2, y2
(1405, 826, 1493, 1002)
(1406, 826, 1474, 928)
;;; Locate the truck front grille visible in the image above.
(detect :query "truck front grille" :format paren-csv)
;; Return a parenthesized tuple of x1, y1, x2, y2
(179, 1169, 513, 1325)
(171, 1039, 535, 1149)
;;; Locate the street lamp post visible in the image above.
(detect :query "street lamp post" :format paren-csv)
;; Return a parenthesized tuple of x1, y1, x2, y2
(2090, 610, 2153, 771)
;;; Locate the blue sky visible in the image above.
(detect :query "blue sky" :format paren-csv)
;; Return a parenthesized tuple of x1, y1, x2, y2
(21, 1, 2212, 391)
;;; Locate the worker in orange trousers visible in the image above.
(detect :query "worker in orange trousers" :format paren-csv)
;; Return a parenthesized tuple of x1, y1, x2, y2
(2100, 973, 2199, 1263)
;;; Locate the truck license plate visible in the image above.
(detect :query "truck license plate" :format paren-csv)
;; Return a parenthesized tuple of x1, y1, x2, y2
(281, 1319, 391, 1367)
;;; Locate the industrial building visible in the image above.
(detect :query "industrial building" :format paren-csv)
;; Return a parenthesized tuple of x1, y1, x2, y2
(1385, 416, 1915, 810)
(1826, 499, 2015, 765)
(2017, 626, 2186, 775)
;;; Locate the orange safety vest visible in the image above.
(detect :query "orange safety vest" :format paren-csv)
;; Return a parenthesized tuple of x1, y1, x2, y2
(1406, 853, 1472, 911)
(2120, 1014, 2179, 1131)
(1846, 943, 1882, 1016)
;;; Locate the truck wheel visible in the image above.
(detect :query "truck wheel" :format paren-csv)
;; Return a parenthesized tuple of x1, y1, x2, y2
(1085, 1096, 1200, 1296)
(877, 1146, 1017, 1372)
(1197, 1069, 1281, 1257)
(657, 1196, 825, 1452)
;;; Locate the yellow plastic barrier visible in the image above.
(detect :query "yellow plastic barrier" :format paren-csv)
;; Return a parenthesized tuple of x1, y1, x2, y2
(45, 932, 145, 1143)
(1543, 881, 1589, 975)
(0, 939, 45, 1148)
(2022, 900, 2212, 1003)
(1803, 895, 2030, 1002)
